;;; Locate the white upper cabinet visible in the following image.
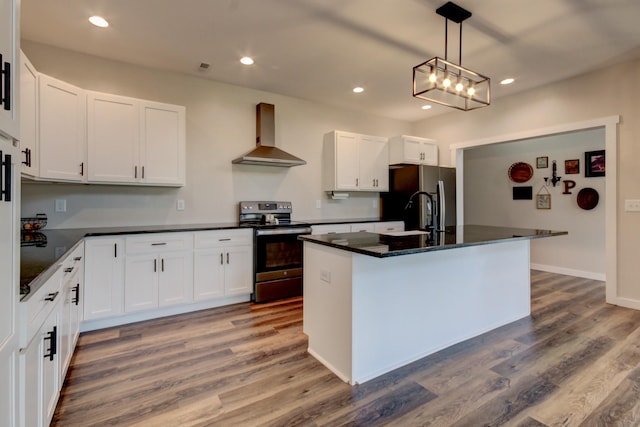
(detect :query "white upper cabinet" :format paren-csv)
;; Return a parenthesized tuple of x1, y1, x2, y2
(20, 51, 38, 177)
(87, 91, 139, 183)
(323, 130, 389, 192)
(38, 74, 86, 182)
(87, 93, 185, 186)
(140, 101, 186, 186)
(0, 0, 19, 139)
(388, 135, 438, 166)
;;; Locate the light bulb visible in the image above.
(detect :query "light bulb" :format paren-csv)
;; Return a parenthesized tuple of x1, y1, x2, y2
(443, 77, 451, 88)
(455, 82, 464, 92)
(428, 73, 437, 83)
(467, 86, 476, 96)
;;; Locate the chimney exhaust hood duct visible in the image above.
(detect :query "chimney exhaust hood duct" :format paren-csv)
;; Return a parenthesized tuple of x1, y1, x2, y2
(232, 103, 307, 167)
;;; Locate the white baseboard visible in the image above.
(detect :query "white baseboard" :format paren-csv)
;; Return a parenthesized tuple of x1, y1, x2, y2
(607, 296, 640, 311)
(530, 263, 606, 281)
(80, 294, 251, 332)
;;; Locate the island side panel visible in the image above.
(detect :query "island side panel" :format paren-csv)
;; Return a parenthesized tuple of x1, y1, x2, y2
(350, 240, 531, 384)
(303, 242, 354, 383)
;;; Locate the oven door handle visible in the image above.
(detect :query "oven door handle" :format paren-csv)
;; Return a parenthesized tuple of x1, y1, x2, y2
(255, 227, 312, 236)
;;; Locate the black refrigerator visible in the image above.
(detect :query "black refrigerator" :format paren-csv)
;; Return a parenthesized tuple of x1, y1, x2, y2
(380, 165, 456, 231)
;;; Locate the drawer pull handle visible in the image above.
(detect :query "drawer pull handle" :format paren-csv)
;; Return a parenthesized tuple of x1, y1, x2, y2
(74, 256, 82, 261)
(219, 238, 231, 241)
(151, 242, 167, 246)
(64, 267, 74, 273)
(44, 291, 59, 302)
(43, 326, 57, 361)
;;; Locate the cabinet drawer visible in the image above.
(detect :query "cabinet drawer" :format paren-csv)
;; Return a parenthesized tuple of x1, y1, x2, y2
(373, 221, 405, 232)
(61, 243, 84, 284)
(350, 223, 376, 233)
(194, 229, 252, 249)
(21, 268, 63, 345)
(311, 224, 351, 235)
(126, 233, 193, 254)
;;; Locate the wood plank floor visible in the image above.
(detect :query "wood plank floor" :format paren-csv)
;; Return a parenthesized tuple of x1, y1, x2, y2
(53, 271, 640, 426)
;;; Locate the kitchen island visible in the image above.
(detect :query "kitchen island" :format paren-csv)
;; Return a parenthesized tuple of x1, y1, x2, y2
(300, 225, 567, 384)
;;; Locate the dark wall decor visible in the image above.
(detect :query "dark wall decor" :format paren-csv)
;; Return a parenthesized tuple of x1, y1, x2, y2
(562, 180, 576, 194)
(585, 150, 605, 177)
(513, 186, 533, 200)
(565, 159, 579, 174)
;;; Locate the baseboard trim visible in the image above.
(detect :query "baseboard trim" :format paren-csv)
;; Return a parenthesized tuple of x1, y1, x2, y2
(530, 263, 605, 281)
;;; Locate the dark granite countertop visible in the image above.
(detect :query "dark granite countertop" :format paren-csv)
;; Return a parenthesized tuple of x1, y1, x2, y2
(20, 222, 246, 301)
(299, 225, 568, 258)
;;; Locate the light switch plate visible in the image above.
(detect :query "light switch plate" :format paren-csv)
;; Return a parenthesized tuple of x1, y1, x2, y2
(177, 199, 185, 211)
(55, 199, 66, 212)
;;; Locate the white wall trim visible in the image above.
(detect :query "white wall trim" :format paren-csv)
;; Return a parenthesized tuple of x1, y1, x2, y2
(530, 263, 606, 281)
(450, 115, 620, 306)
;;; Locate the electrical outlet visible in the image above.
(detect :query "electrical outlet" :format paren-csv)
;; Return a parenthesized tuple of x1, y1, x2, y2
(55, 199, 66, 212)
(177, 199, 185, 211)
(316, 199, 322, 209)
(625, 199, 640, 212)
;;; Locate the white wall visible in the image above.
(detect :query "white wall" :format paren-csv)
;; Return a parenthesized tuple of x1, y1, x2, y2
(20, 41, 410, 228)
(464, 128, 605, 279)
(410, 57, 640, 306)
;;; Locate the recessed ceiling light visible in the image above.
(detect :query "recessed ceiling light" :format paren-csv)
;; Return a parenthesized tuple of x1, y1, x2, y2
(353, 87, 364, 93)
(88, 16, 109, 28)
(240, 57, 254, 65)
(421, 105, 432, 110)
(500, 78, 515, 85)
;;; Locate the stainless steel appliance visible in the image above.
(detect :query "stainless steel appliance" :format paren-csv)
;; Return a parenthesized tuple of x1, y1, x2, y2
(381, 165, 456, 232)
(239, 201, 311, 303)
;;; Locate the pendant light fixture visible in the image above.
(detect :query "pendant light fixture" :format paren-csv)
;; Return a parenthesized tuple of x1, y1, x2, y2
(413, 2, 490, 111)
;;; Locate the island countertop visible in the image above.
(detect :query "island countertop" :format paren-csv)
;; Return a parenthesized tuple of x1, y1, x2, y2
(300, 224, 567, 258)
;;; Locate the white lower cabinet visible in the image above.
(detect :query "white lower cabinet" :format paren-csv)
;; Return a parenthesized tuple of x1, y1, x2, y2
(124, 233, 194, 312)
(311, 221, 405, 235)
(59, 243, 84, 377)
(84, 237, 125, 320)
(193, 229, 252, 301)
(20, 268, 63, 427)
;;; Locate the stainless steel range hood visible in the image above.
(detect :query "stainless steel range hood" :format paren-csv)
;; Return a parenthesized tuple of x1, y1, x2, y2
(232, 103, 307, 167)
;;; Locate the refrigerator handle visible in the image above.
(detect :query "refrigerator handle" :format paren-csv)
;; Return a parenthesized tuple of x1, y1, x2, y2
(438, 180, 445, 231)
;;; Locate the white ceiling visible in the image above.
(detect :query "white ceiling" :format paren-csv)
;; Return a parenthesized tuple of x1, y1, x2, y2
(20, 0, 640, 122)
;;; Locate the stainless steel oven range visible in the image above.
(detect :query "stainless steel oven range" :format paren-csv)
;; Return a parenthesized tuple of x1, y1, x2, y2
(239, 201, 311, 303)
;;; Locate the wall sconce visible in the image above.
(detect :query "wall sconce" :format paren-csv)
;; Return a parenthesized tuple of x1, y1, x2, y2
(544, 160, 562, 187)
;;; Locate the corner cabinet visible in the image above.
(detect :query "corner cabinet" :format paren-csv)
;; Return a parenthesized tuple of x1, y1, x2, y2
(87, 92, 186, 186)
(84, 237, 125, 321)
(388, 135, 438, 166)
(323, 130, 389, 192)
(38, 74, 86, 182)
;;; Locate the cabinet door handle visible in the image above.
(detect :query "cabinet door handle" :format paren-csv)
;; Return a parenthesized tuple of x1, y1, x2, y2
(134, 165, 138, 179)
(226, 252, 229, 264)
(161, 258, 164, 272)
(72, 283, 80, 305)
(114, 243, 118, 258)
(142, 166, 145, 179)
(154, 259, 157, 272)
(1, 153, 11, 202)
(22, 148, 31, 167)
(356, 178, 358, 187)
(44, 291, 59, 302)
(80, 162, 84, 176)
(74, 256, 82, 261)
(2, 57, 10, 111)
(64, 267, 74, 273)
(220, 253, 223, 265)
(43, 326, 57, 361)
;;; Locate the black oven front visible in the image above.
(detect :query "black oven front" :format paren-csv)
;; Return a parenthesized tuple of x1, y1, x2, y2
(254, 226, 311, 303)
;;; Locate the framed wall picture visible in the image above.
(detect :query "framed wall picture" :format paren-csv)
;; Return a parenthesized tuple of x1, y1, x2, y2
(536, 156, 548, 168)
(565, 159, 579, 174)
(585, 150, 605, 177)
(536, 193, 551, 209)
